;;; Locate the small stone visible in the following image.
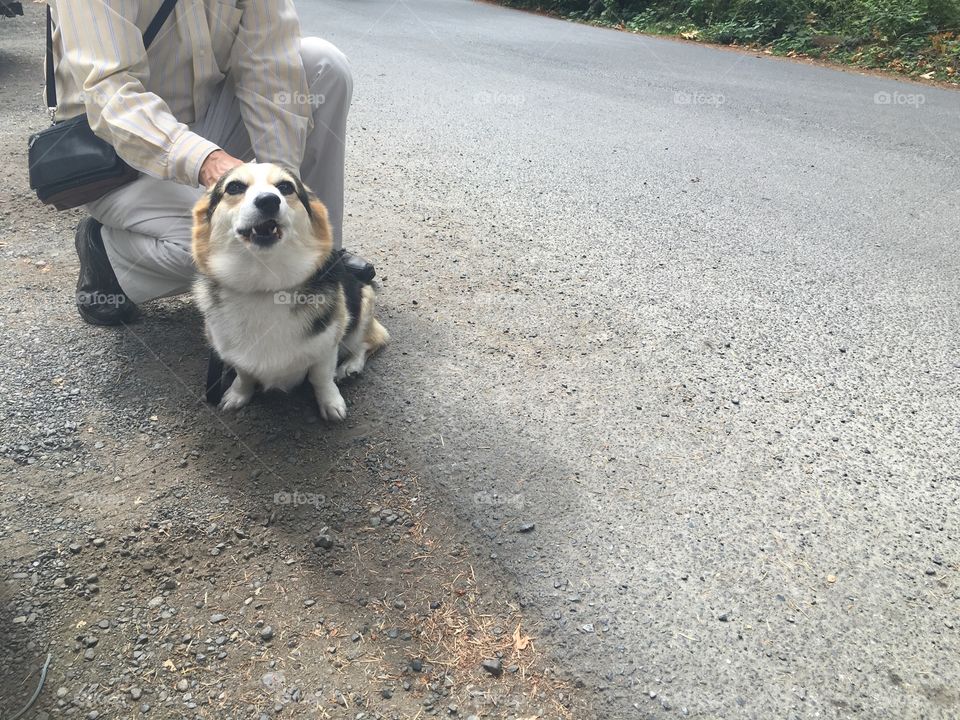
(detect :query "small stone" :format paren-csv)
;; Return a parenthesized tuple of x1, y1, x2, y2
(827, 575, 837, 584)
(210, 614, 228, 624)
(93, 538, 106, 548)
(430, 600, 442, 610)
(130, 688, 142, 700)
(580, 623, 594, 633)
(381, 689, 393, 699)
(260, 626, 274, 641)
(481, 658, 502, 676)
(393, 599, 406, 610)
(718, 612, 731, 622)
(313, 534, 334, 550)
(82, 635, 98, 648)
(410, 658, 423, 673)
(516, 522, 535, 533)
(303, 599, 315, 607)
(83, 649, 96, 661)
(261, 671, 285, 689)
(68, 542, 82, 554)
(176, 679, 189, 692)
(147, 596, 164, 609)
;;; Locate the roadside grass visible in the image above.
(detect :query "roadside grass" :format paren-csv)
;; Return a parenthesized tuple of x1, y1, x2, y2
(496, 1, 960, 84)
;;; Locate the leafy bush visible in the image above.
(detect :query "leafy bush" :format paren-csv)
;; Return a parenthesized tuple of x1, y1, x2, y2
(500, 0, 960, 80)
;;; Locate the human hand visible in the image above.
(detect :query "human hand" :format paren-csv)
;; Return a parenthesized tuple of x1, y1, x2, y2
(199, 149, 244, 188)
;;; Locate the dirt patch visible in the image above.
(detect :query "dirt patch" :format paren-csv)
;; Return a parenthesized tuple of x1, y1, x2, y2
(0, 5, 590, 719)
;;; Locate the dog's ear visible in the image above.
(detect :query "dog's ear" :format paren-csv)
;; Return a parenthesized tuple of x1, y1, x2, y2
(307, 193, 333, 252)
(191, 191, 213, 274)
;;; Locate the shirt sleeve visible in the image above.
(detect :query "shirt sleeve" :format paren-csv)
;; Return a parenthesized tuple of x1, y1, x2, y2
(230, 0, 312, 170)
(53, 0, 220, 187)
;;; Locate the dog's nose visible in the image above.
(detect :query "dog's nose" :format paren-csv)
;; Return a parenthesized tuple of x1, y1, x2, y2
(253, 192, 281, 215)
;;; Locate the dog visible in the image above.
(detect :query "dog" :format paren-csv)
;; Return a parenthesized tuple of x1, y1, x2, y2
(190, 162, 388, 421)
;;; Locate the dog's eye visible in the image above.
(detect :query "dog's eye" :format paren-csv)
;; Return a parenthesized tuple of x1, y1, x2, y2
(225, 180, 247, 195)
(275, 180, 295, 196)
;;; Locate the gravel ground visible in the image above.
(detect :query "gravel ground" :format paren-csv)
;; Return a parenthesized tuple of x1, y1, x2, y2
(3, 1, 960, 719)
(0, 5, 591, 719)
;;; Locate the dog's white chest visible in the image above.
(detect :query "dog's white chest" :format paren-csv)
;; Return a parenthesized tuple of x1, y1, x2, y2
(196, 285, 335, 392)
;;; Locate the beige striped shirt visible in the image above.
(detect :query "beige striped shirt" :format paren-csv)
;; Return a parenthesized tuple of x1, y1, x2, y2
(49, 0, 312, 187)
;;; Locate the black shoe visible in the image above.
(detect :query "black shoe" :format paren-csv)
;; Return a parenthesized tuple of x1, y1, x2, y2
(340, 251, 376, 283)
(75, 217, 138, 326)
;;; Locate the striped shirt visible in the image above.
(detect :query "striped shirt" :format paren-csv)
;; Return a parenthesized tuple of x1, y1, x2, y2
(49, 0, 312, 186)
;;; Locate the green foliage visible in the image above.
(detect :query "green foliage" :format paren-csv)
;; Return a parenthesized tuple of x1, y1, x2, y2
(500, 0, 960, 81)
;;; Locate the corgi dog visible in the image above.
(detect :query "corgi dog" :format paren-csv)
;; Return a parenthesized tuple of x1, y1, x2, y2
(191, 162, 388, 421)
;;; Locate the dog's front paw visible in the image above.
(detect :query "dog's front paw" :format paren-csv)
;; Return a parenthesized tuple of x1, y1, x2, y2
(335, 354, 366, 381)
(316, 388, 347, 422)
(219, 382, 254, 411)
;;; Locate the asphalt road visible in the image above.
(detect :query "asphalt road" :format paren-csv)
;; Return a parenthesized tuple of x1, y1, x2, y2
(311, 2, 960, 718)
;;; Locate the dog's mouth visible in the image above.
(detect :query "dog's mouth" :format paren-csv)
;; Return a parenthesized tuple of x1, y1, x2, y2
(238, 219, 283, 247)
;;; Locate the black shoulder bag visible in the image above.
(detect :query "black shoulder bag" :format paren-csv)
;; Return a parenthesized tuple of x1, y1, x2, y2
(27, 0, 178, 210)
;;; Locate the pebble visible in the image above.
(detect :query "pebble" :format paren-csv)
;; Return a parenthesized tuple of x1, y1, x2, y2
(68, 542, 82, 554)
(130, 688, 142, 700)
(260, 626, 275, 641)
(517, 522, 536, 533)
(176, 679, 189, 692)
(261, 671, 285, 689)
(410, 658, 423, 673)
(481, 658, 502, 676)
(92, 538, 106, 548)
(210, 613, 228, 624)
(313, 534, 334, 550)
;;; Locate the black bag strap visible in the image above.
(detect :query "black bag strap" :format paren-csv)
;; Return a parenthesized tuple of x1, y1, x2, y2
(45, 0, 179, 111)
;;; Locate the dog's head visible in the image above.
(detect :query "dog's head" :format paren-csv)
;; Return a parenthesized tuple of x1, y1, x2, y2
(192, 163, 332, 291)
